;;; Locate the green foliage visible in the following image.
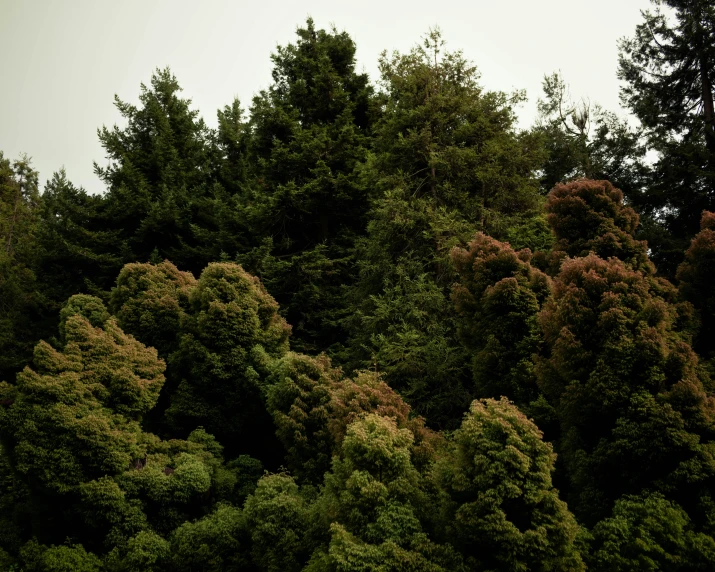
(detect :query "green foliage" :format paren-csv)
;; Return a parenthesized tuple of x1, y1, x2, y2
(619, 0, 715, 275)
(433, 398, 584, 571)
(170, 504, 253, 572)
(0, 152, 46, 383)
(537, 253, 715, 522)
(244, 474, 314, 571)
(589, 493, 715, 571)
(345, 29, 546, 428)
(678, 211, 715, 362)
(313, 414, 459, 571)
(110, 261, 196, 358)
(451, 233, 552, 408)
(535, 72, 648, 199)
(95, 67, 218, 273)
(19, 541, 102, 572)
(166, 262, 290, 458)
(545, 178, 652, 273)
(242, 18, 375, 354)
(267, 353, 439, 484)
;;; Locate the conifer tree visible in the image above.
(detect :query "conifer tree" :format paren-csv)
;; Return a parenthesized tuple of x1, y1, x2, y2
(545, 178, 653, 274)
(451, 233, 551, 409)
(310, 414, 463, 571)
(267, 352, 438, 484)
(619, 0, 715, 274)
(95, 67, 218, 274)
(242, 19, 375, 354)
(433, 398, 585, 571)
(346, 30, 546, 428)
(677, 211, 715, 364)
(538, 253, 715, 522)
(0, 152, 47, 383)
(165, 262, 290, 459)
(0, 296, 229, 556)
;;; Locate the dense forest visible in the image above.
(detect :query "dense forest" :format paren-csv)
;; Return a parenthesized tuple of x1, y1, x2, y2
(2, 0, 715, 569)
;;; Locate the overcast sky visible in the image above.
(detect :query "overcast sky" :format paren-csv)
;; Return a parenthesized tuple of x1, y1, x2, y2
(0, 0, 649, 194)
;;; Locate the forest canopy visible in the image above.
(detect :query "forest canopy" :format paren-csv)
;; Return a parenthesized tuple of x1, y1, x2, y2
(2, 3, 715, 569)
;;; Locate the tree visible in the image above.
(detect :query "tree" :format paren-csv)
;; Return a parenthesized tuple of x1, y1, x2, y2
(267, 352, 439, 484)
(110, 260, 196, 359)
(537, 253, 715, 523)
(169, 504, 253, 572)
(536, 72, 648, 198)
(344, 29, 546, 428)
(37, 169, 121, 305)
(0, 295, 228, 554)
(311, 414, 462, 571)
(95, 67, 217, 274)
(0, 152, 45, 382)
(165, 262, 290, 460)
(241, 18, 375, 354)
(589, 493, 715, 571)
(677, 211, 715, 363)
(619, 0, 715, 275)
(243, 474, 314, 571)
(432, 398, 585, 571)
(451, 233, 552, 409)
(545, 178, 653, 274)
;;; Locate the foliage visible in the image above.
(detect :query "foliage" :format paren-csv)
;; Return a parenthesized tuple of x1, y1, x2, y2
(433, 398, 585, 571)
(619, 0, 715, 275)
(0, 153, 45, 382)
(545, 178, 652, 274)
(166, 262, 290, 459)
(241, 19, 375, 354)
(678, 211, 715, 362)
(345, 29, 545, 428)
(536, 72, 649, 200)
(589, 493, 715, 571)
(537, 253, 715, 523)
(267, 352, 439, 484)
(451, 233, 551, 408)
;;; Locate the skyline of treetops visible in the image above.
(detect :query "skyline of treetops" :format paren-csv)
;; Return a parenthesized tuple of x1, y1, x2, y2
(1, 1, 715, 569)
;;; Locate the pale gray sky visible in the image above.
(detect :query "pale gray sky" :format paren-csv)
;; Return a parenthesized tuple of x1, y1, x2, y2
(0, 0, 649, 194)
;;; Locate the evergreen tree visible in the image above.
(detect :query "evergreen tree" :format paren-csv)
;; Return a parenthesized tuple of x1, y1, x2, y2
(451, 233, 552, 409)
(589, 493, 715, 571)
(545, 178, 653, 274)
(95, 67, 218, 274)
(37, 169, 121, 304)
(267, 353, 438, 484)
(677, 211, 715, 364)
(536, 72, 648, 198)
(537, 253, 715, 523)
(310, 414, 463, 571)
(432, 398, 585, 571)
(242, 18, 375, 354)
(165, 262, 290, 460)
(345, 30, 546, 428)
(619, 0, 715, 275)
(0, 152, 45, 383)
(0, 295, 230, 556)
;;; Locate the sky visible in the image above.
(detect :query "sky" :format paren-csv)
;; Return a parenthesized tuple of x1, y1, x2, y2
(0, 0, 650, 195)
